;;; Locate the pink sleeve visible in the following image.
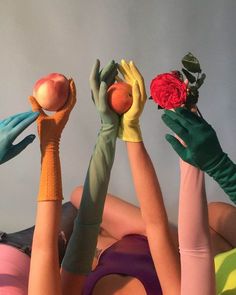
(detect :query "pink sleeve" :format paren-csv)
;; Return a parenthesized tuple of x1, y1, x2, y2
(0, 244, 30, 294)
(178, 159, 216, 295)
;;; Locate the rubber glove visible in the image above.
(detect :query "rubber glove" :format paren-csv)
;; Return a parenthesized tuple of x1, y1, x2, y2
(29, 79, 76, 201)
(118, 60, 147, 142)
(0, 111, 39, 164)
(162, 107, 236, 203)
(62, 60, 119, 274)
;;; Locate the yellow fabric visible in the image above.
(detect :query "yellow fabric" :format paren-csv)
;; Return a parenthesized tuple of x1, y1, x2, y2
(215, 247, 236, 295)
(29, 79, 76, 201)
(118, 60, 147, 142)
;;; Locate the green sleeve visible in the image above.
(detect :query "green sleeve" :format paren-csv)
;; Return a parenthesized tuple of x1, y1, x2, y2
(206, 154, 236, 204)
(62, 124, 117, 274)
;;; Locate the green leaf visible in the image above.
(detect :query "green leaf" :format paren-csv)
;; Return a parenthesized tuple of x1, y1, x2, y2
(182, 52, 201, 73)
(182, 68, 196, 83)
(186, 86, 199, 107)
(195, 73, 206, 89)
(171, 70, 184, 81)
(186, 94, 198, 106)
(189, 86, 199, 97)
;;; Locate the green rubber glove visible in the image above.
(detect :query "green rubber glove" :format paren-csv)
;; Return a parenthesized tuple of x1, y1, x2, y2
(162, 107, 236, 203)
(62, 60, 119, 274)
(0, 111, 39, 164)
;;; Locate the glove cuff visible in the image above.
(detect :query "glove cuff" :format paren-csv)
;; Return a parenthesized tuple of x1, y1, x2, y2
(38, 148, 63, 201)
(206, 153, 236, 204)
(118, 119, 142, 142)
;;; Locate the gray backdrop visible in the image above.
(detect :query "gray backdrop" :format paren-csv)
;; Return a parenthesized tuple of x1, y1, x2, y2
(1, 0, 236, 231)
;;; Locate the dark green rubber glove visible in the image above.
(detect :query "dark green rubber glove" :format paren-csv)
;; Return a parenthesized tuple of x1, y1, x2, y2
(62, 60, 119, 274)
(162, 108, 236, 203)
(0, 111, 39, 164)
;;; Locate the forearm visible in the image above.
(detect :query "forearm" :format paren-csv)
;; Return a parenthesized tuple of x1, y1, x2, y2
(206, 154, 236, 204)
(29, 202, 62, 295)
(62, 126, 117, 275)
(126, 142, 169, 227)
(32, 150, 63, 248)
(38, 150, 63, 201)
(70, 186, 146, 240)
(179, 159, 215, 295)
(78, 125, 117, 225)
(179, 160, 210, 248)
(28, 150, 63, 295)
(126, 141, 180, 295)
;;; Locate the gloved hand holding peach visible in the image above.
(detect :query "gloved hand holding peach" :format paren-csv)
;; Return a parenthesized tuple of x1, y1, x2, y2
(107, 82, 133, 115)
(33, 73, 69, 111)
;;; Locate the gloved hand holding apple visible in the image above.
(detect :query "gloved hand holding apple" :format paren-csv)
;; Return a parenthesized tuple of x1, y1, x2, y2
(33, 73, 69, 111)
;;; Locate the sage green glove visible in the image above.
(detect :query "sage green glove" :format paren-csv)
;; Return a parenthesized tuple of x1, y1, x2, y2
(162, 107, 236, 203)
(62, 60, 119, 274)
(118, 60, 147, 142)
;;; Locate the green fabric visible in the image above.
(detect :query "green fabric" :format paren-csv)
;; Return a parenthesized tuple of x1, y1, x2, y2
(162, 108, 236, 204)
(215, 248, 236, 294)
(62, 60, 119, 274)
(206, 154, 236, 204)
(0, 111, 39, 164)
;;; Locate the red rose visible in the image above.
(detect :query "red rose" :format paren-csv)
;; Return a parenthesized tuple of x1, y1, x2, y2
(150, 73, 187, 109)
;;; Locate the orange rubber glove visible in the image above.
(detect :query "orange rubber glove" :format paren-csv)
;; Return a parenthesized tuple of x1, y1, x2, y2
(29, 79, 76, 201)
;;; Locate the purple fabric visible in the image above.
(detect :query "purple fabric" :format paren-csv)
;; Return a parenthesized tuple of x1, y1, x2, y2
(83, 234, 162, 295)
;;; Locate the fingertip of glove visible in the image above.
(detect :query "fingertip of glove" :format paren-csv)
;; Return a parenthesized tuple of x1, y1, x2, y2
(32, 111, 40, 118)
(165, 134, 172, 141)
(28, 134, 36, 142)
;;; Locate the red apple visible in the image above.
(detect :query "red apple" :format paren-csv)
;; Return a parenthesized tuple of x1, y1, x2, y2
(33, 73, 69, 111)
(107, 82, 133, 115)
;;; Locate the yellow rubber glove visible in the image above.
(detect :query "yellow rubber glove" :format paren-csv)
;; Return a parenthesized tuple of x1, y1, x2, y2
(118, 60, 147, 142)
(29, 79, 76, 201)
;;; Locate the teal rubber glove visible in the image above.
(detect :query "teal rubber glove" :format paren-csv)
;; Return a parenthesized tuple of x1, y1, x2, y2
(62, 60, 119, 274)
(0, 111, 39, 164)
(162, 108, 236, 203)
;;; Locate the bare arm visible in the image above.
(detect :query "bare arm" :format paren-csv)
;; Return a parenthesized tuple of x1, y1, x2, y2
(208, 201, 236, 248)
(126, 141, 181, 295)
(117, 59, 180, 295)
(28, 80, 76, 295)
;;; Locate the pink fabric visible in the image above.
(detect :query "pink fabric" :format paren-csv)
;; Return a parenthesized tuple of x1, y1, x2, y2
(178, 159, 216, 295)
(0, 244, 30, 295)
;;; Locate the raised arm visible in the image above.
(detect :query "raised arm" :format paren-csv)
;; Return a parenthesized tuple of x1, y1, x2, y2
(61, 60, 119, 295)
(28, 80, 76, 295)
(162, 107, 236, 204)
(118, 60, 180, 295)
(178, 157, 216, 295)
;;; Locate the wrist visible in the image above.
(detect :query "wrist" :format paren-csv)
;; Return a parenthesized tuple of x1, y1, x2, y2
(201, 151, 226, 172)
(118, 122, 142, 142)
(100, 123, 118, 135)
(40, 140, 60, 154)
(205, 153, 236, 203)
(38, 150, 63, 201)
(206, 152, 231, 175)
